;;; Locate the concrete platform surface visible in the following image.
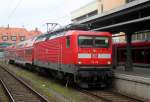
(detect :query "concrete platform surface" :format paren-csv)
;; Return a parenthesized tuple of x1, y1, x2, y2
(113, 66, 150, 101)
(114, 66, 150, 78)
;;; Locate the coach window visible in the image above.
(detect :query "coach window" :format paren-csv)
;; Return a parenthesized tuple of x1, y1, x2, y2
(26, 49, 32, 55)
(66, 36, 70, 48)
(146, 32, 150, 40)
(132, 34, 136, 41)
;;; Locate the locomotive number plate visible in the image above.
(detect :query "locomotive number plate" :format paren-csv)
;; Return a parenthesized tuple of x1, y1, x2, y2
(92, 54, 98, 58)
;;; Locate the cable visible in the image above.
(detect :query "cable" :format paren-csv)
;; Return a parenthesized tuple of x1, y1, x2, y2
(8, 0, 23, 19)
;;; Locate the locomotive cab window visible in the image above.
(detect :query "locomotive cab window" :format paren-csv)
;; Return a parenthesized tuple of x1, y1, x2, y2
(66, 36, 70, 48)
(95, 37, 109, 48)
(78, 36, 93, 47)
(78, 36, 109, 48)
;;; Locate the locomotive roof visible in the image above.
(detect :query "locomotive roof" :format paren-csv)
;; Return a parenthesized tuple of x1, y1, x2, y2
(34, 30, 111, 43)
(34, 23, 111, 42)
(65, 30, 111, 36)
(50, 23, 90, 33)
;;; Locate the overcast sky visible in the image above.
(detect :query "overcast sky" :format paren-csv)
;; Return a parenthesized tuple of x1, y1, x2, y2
(0, 0, 94, 32)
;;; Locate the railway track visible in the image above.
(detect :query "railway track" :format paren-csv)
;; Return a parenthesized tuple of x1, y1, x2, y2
(79, 89, 144, 102)
(0, 80, 11, 102)
(0, 65, 49, 102)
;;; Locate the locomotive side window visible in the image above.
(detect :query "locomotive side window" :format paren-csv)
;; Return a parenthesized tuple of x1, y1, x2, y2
(78, 36, 93, 47)
(95, 37, 109, 48)
(66, 36, 70, 48)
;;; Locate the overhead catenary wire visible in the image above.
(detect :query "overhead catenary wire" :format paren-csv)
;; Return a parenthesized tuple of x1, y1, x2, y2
(6, 0, 92, 31)
(8, 0, 23, 19)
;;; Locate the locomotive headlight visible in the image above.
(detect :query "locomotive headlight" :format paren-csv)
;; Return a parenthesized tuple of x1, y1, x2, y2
(107, 61, 111, 64)
(78, 61, 82, 64)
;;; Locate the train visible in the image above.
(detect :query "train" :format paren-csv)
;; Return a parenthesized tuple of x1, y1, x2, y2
(5, 24, 113, 88)
(113, 30, 150, 67)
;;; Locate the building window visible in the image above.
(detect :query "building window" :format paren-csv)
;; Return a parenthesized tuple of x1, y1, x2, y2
(126, 0, 136, 3)
(11, 36, 17, 41)
(101, 4, 103, 13)
(73, 10, 98, 22)
(2, 36, 8, 41)
(20, 36, 25, 41)
(75, 15, 87, 21)
(88, 10, 98, 17)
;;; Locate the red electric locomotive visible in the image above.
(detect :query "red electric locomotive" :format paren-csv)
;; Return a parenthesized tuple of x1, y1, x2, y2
(5, 24, 113, 88)
(33, 24, 113, 88)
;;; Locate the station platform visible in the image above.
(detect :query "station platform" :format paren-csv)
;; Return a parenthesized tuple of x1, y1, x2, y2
(114, 66, 150, 77)
(113, 66, 150, 102)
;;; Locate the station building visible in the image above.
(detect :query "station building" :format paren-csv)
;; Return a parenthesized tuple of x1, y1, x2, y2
(71, 0, 136, 22)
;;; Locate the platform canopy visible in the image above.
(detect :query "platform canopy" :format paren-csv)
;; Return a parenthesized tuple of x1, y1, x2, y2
(78, 0, 150, 34)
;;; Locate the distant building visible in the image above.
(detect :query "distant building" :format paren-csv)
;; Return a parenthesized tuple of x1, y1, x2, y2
(112, 32, 126, 43)
(0, 25, 42, 58)
(71, 0, 136, 22)
(0, 26, 42, 47)
(28, 28, 42, 39)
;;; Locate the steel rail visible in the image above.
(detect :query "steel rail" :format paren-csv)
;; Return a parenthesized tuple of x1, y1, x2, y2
(0, 65, 49, 102)
(78, 89, 144, 102)
(78, 89, 112, 102)
(0, 79, 15, 102)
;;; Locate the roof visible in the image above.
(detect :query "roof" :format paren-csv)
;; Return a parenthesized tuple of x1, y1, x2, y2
(0, 27, 28, 35)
